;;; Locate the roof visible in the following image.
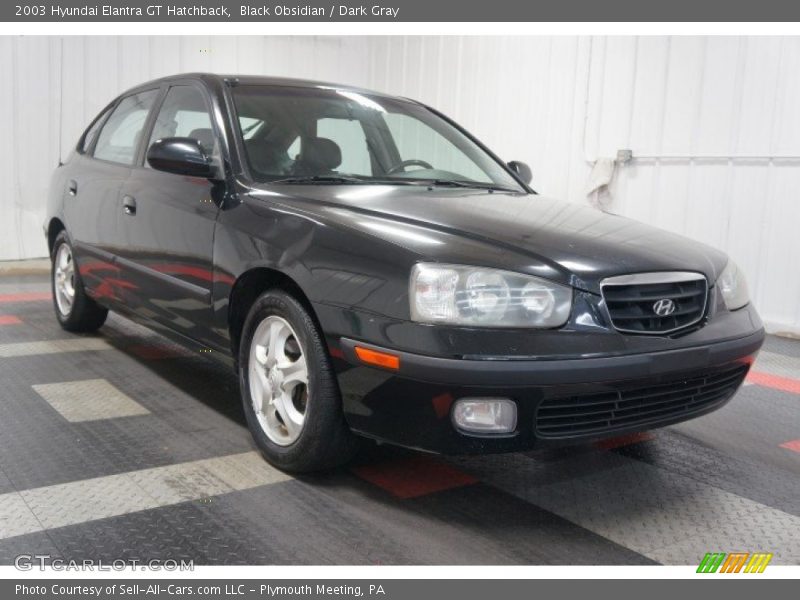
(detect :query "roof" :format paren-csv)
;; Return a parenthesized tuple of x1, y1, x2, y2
(122, 72, 401, 100)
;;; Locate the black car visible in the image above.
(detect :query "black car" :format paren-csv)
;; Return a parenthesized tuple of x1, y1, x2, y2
(46, 73, 765, 472)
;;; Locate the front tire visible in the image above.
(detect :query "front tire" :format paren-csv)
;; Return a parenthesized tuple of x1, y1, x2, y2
(239, 289, 359, 472)
(51, 231, 108, 333)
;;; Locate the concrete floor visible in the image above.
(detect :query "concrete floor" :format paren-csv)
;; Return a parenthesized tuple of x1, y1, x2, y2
(0, 273, 798, 565)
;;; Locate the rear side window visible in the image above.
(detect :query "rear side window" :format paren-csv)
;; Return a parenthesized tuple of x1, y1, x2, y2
(93, 90, 158, 165)
(79, 105, 113, 154)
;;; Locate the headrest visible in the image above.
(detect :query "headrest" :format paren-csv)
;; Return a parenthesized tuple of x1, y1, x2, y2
(189, 128, 215, 154)
(299, 137, 341, 171)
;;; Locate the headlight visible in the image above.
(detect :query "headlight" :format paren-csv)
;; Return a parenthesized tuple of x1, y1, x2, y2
(410, 263, 572, 327)
(717, 259, 750, 310)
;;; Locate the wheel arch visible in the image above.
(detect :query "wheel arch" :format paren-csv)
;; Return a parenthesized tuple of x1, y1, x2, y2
(47, 217, 66, 255)
(227, 266, 320, 361)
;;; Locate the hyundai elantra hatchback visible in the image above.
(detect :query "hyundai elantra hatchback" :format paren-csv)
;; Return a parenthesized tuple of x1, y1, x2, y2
(46, 74, 764, 471)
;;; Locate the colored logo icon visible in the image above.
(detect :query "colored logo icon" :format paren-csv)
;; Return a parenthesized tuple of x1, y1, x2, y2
(697, 552, 773, 573)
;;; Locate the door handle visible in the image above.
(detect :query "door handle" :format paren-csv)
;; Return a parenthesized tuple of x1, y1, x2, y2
(122, 195, 137, 216)
(67, 180, 78, 196)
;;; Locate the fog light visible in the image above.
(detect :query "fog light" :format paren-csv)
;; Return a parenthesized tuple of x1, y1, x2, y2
(452, 398, 517, 434)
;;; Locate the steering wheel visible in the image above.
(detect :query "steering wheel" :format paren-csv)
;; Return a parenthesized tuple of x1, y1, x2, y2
(386, 159, 434, 176)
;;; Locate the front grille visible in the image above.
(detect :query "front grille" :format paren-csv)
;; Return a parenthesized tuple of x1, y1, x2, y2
(601, 272, 708, 335)
(535, 364, 748, 438)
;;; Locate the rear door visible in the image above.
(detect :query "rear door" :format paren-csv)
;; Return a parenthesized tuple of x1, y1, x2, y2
(64, 89, 160, 300)
(116, 83, 223, 342)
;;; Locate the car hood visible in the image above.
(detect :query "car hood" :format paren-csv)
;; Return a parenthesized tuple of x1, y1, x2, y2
(249, 185, 728, 293)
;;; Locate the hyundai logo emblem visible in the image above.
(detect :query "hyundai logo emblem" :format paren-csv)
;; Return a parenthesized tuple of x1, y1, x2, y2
(653, 298, 676, 317)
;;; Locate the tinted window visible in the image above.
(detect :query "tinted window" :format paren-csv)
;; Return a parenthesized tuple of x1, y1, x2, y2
(230, 85, 522, 191)
(317, 118, 371, 176)
(383, 113, 488, 182)
(147, 85, 215, 159)
(93, 90, 158, 165)
(239, 117, 264, 140)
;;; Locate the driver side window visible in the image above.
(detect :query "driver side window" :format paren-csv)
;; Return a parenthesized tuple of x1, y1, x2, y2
(147, 85, 216, 166)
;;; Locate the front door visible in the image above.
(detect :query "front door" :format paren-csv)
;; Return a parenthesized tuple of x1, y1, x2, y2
(116, 84, 222, 344)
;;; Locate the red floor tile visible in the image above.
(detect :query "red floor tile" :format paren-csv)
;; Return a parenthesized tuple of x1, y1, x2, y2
(779, 439, 800, 453)
(747, 370, 800, 395)
(352, 455, 478, 499)
(0, 315, 22, 325)
(0, 291, 51, 303)
(595, 431, 655, 450)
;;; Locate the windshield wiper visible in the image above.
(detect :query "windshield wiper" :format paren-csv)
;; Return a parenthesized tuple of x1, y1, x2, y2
(266, 175, 519, 191)
(268, 175, 421, 186)
(268, 175, 369, 185)
(421, 179, 521, 193)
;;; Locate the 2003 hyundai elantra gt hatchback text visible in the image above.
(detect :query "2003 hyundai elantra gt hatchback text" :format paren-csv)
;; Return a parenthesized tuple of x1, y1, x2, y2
(46, 73, 765, 472)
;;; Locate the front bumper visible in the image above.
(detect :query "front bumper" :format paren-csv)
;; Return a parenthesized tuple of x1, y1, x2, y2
(331, 328, 765, 454)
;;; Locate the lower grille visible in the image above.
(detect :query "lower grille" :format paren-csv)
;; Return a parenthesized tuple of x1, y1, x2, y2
(535, 364, 749, 438)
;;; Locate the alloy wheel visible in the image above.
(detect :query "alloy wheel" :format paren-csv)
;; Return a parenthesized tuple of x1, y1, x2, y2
(54, 243, 76, 317)
(248, 315, 309, 446)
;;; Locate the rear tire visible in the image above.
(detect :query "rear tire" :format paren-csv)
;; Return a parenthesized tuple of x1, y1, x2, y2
(239, 289, 359, 472)
(51, 231, 108, 333)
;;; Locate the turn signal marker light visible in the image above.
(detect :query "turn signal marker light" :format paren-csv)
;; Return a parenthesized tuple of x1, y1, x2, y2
(355, 346, 400, 370)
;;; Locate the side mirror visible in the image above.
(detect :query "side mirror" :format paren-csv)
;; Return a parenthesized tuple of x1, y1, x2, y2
(507, 160, 532, 185)
(147, 137, 216, 179)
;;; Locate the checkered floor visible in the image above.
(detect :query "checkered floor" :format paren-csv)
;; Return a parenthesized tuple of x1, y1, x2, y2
(0, 273, 798, 565)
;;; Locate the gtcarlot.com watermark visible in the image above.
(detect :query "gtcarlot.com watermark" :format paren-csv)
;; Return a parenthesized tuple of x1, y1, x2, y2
(14, 554, 194, 572)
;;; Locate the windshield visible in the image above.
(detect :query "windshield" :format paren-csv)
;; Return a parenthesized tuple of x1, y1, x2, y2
(230, 85, 524, 191)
